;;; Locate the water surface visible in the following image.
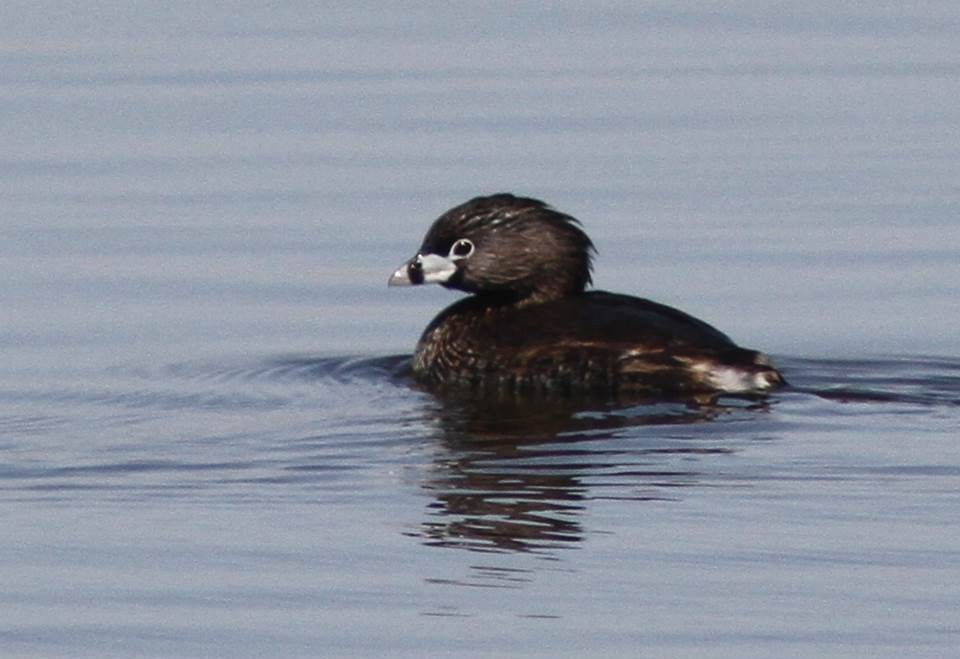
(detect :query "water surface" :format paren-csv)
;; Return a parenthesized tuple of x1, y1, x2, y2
(2, 4, 959, 658)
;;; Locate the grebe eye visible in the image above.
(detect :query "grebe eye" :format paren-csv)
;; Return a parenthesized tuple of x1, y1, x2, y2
(449, 238, 474, 259)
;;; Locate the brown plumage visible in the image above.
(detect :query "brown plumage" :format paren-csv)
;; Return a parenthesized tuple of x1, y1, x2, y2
(389, 194, 783, 396)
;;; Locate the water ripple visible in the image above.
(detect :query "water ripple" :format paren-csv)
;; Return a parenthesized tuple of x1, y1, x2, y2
(2, 353, 958, 548)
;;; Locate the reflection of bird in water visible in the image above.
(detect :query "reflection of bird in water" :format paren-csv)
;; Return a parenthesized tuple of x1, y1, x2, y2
(413, 392, 767, 556)
(420, 458, 586, 555)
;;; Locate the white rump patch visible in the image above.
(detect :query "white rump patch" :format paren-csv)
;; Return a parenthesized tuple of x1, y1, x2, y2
(692, 363, 777, 394)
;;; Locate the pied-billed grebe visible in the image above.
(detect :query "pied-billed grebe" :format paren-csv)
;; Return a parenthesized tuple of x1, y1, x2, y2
(389, 194, 783, 395)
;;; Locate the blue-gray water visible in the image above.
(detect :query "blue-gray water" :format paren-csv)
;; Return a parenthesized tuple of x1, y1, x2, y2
(3, 4, 960, 658)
